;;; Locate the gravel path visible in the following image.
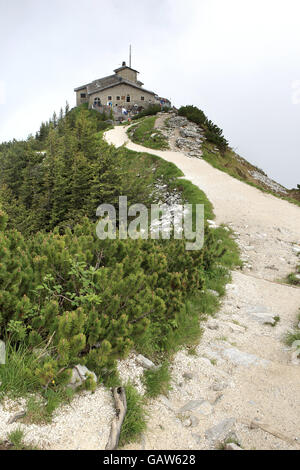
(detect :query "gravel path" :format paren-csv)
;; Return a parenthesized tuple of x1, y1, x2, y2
(2, 121, 299, 450)
(104, 123, 300, 450)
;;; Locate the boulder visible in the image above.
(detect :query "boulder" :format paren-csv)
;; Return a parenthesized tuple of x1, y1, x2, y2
(249, 312, 277, 326)
(180, 128, 199, 138)
(190, 415, 199, 427)
(212, 381, 228, 392)
(68, 364, 97, 389)
(247, 305, 278, 325)
(179, 400, 212, 416)
(136, 354, 157, 370)
(222, 347, 269, 367)
(207, 289, 220, 297)
(207, 320, 219, 330)
(205, 418, 236, 442)
(169, 117, 188, 128)
(182, 372, 193, 380)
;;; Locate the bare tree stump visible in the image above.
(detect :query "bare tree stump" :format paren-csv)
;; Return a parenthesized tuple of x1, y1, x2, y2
(106, 387, 127, 450)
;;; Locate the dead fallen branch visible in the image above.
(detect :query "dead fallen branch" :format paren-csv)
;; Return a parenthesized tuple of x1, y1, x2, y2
(106, 387, 127, 450)
(249, 420, 299, 447)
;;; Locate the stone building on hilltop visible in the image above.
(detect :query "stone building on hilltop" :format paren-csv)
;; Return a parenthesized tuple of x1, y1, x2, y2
(74, 61, 170, 113)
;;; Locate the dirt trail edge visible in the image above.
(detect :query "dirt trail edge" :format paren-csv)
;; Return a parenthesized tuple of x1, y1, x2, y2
(103, 123, 300, 450)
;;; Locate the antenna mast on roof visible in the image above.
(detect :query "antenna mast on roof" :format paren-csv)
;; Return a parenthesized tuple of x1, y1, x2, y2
(129, 45, 132, 68)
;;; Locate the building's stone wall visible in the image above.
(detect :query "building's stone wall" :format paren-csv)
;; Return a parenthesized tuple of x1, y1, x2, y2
(115, 68, 137, 83)
(88, 83, 156, 109)
(76, 88, 88, 106)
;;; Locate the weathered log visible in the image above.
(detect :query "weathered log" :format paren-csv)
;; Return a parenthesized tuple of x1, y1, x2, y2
(106, 387, 127, 450)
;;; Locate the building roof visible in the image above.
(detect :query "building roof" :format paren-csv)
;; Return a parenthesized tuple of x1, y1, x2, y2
(113, 65, 139, 74)
(88, 80, 156, 97)
(74, 73, 155, 97)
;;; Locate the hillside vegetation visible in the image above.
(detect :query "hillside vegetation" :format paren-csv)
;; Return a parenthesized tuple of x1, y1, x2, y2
(0, 105, 240, 430)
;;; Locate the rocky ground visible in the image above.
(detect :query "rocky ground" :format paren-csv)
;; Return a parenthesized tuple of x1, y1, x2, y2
(1, 114, 299, 450)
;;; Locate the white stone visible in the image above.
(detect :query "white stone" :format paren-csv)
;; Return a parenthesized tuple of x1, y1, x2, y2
(196, 401, 213, 416)
(225, 443, 243, 450)
(0, 341, 5, 364)
(136, 354, 158, 370)
(207, 289, 220, 297)
(205, 418, 236, 441)
(222, 347, 269, 367)
(179, 400, 205, 413)
(226, 322, 245, 333)
(68, 364, 97, 389)
(207, 320, 219, 330)
(212, 381, 228, 392)
(249, 312, 277, 325)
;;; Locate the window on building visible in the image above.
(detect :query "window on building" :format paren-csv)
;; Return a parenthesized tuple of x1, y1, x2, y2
(121, 96, 125, 100)
(108, 96, 112, 101)
(126, 95, 131, 102)
(141, 96, 145, 101)
(94, 97, 101, 106)
(80, 93, 86, 98)
(116, 96, 120, 101)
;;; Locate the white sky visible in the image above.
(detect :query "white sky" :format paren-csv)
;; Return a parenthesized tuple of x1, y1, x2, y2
(0, 0, 299, 188)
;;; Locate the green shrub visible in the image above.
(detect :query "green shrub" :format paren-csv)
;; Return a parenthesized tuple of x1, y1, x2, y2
(131, 105, 161, 120)
(0, 207, 229, 388)
(178, 105, 228, 153)
(178, 105, 206, 126)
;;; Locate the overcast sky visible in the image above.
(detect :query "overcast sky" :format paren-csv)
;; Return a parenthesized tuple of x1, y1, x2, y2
(0, 0, 299, 188)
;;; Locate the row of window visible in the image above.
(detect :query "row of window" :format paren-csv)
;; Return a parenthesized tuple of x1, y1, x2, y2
(106, 95, 145, 102)
(80, 92, 145, 102)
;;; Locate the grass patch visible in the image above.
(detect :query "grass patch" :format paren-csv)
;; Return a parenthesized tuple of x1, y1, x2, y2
(0, 428, 38, 450)
(142, 363, 171, 398)
(0, 342, 41, 399)
(284, 309, 300, 349)
(0, 340, 74, 422)
(270, 316, 280, 327)
(119, 383, 147, 447)
(285, 330, 300, 346)
(218, 436, 242, 450)
(127, 116, 169, 150)
(22, 387, 74, 425)
(286, 257, 300, 286)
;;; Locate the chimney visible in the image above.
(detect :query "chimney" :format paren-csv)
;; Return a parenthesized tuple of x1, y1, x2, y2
(122, 61, 126, 67)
